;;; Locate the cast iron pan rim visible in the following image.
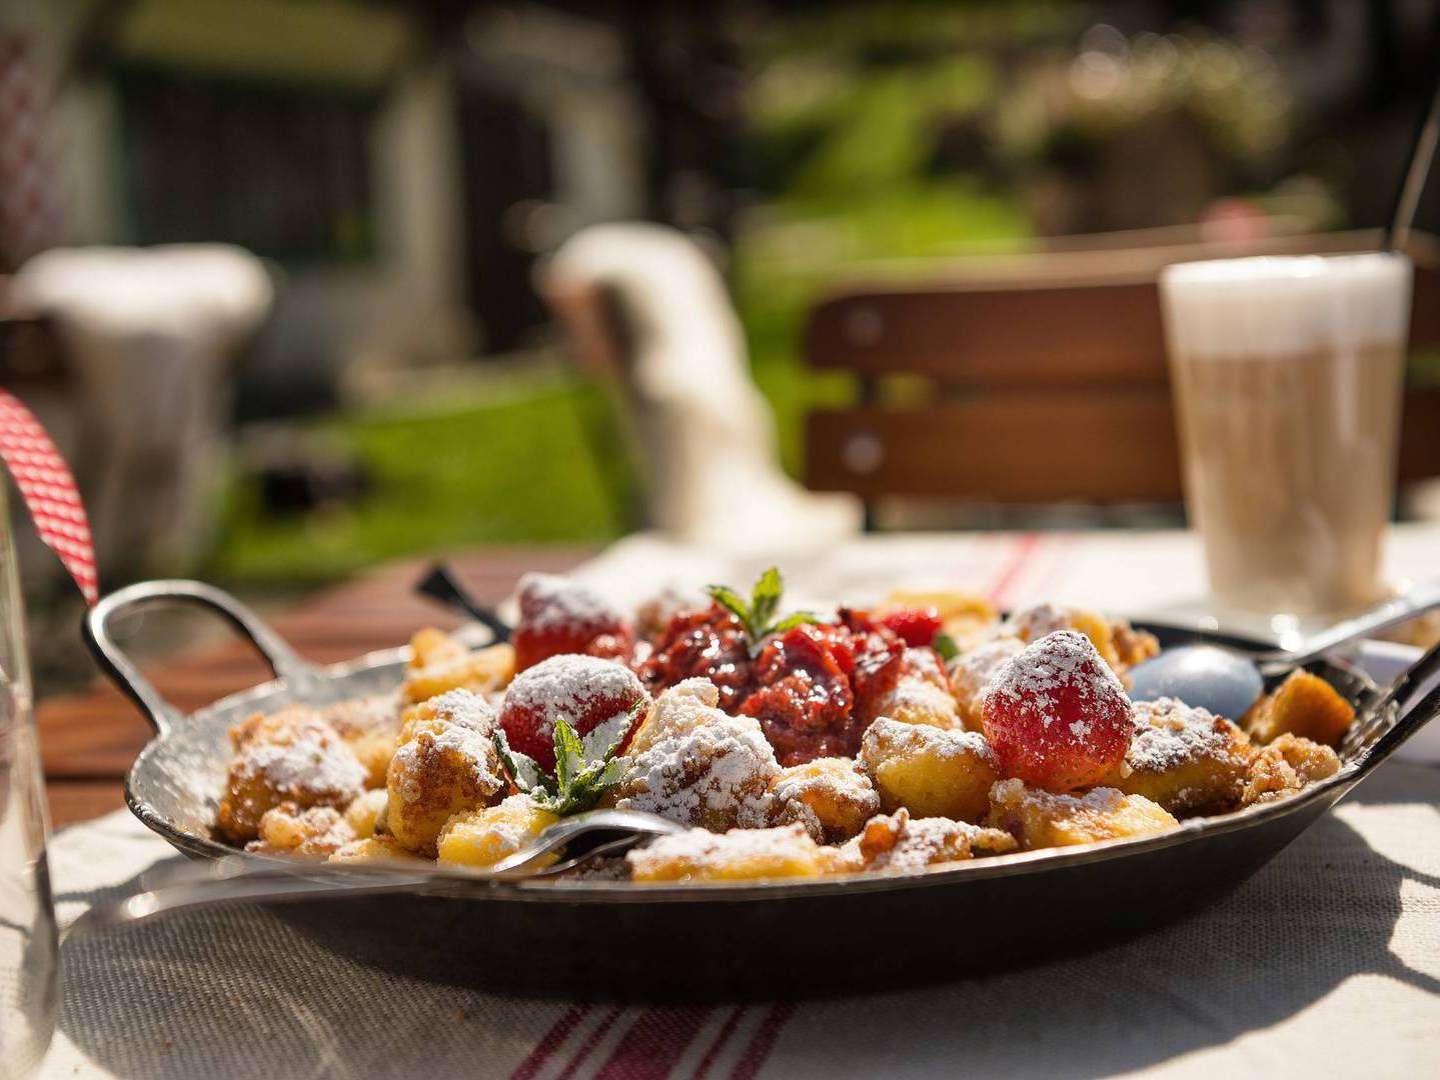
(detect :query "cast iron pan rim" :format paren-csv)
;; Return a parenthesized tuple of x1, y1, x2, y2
(121, 621, 1404, 905)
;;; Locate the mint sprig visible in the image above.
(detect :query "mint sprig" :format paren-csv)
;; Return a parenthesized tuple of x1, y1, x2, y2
(932, 632, 960, 662)
(492, 704, 639, 816)
(705, 566, 819, 655)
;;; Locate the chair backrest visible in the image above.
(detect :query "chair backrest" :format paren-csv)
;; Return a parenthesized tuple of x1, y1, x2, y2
(802, 230, 1440, 510)
(0, 275, 69, 393)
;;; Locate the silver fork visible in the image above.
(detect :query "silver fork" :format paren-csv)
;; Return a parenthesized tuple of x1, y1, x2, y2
(66, 809, 683, 937)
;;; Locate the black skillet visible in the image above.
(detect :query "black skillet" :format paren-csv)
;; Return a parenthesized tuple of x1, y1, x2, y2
(82, 578, 1440, 1001)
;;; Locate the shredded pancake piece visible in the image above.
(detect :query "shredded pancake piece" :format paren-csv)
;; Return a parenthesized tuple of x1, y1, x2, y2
(217, 706, 368, 844)
(610, 679, 780, 830)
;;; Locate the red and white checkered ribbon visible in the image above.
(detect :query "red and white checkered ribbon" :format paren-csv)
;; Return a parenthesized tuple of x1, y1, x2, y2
(0, 390, 98, 604)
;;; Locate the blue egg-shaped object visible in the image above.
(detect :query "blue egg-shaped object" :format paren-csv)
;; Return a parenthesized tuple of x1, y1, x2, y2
(1127, 644, 1265, 721)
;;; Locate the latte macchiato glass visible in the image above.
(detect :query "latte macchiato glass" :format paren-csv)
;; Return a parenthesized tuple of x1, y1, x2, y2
(1159, 254, 1412, 618)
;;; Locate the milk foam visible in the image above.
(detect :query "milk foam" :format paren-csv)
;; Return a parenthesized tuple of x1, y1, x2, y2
(1160, 253, 1411, 361)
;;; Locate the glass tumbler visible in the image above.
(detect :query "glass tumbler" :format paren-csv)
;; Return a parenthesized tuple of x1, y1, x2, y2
(1159, 254, 1412, 620)
(0, 479, 57, 1078)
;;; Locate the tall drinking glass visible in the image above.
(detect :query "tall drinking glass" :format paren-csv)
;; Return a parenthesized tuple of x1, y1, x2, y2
(1159, 254, 1413, 620)
(0, 479, 57, 1078)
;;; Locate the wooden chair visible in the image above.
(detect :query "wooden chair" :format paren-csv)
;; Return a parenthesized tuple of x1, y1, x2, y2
(0, 275, 69, 394)
(802, 230, 1440, 525)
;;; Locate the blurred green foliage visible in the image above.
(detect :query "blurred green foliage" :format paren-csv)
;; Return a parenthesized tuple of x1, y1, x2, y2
(208, 378, 633, 585)
(734, 3, 1055, 471)
(211, 3, 1068, 584)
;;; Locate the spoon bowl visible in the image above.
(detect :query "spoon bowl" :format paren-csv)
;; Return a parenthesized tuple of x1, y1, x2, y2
(1128, 644, 1265, 719)
(1127, 581, 1440, 719)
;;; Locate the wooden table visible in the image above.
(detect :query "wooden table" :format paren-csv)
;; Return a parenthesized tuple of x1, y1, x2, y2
(36, 547, 591, 827)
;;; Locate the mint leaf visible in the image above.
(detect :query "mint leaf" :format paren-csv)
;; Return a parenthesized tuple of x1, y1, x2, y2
(707, 567, 828, 655)
(749, 566, 783, 632)
(933, 632, 960, 662)
(705, 584, 750, 625)
(552, 715, 585, 792)
(493, 729, 544, 793)
(510, 710, 636, 817)
(772, 611, 821, 633)
(597, 757, 628, 788)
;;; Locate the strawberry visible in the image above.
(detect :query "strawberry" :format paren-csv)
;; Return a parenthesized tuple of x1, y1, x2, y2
(979, 630, 1132, 792)
(847, 624, 907, 724)
(498, 654, 647, 772)
(494, 712, 632, 817)
(877, 607, 943, 648)
(638, 603, 755, 711)
(512, 573, 632, 672)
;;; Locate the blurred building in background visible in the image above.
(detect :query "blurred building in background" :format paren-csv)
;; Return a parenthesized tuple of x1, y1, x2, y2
(9, 1, 1427, 402)
(3, 1, 748, 412)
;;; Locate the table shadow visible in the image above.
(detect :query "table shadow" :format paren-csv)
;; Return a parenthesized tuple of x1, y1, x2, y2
(54, 770, 1440, 1080)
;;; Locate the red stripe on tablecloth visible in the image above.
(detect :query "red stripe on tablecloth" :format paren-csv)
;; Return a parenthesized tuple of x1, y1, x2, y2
(555, 1007, 626, 1080)
(512, 1005, 591, 1080)
(727, 532, 1045, 1077)
(729, 1003, 796, 1080)
(536, 533, 1047, 1080)
(691, 1007, 745, 1080)
(1025, 532, 1078, 604)
(591, 1006, 712, 1080)
(986, 531, 1041, 605)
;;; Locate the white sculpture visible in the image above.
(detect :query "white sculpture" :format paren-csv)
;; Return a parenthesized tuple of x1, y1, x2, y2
(543, 223, 860, 553)
(10, 245, 272, 573)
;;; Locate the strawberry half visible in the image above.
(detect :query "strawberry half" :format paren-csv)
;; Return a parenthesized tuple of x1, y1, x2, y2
(512, 573, 632, 672)
(979, 630, 1131, 792)
(498, 654, 648, 772)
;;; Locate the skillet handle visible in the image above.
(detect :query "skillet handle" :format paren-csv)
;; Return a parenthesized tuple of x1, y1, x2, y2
(1351, 637, 1440, 771)
(83, 579, 330, 736)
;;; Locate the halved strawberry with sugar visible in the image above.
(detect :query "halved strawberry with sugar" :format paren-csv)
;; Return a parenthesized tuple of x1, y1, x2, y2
(498, 654, 648, 772)
(978, 630, 1131, 792)
(512, 573, 632, 672)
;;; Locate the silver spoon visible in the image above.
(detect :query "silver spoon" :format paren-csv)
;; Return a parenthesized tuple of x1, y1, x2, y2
(66, 808, 682, 937)
(1128, 581, 1440, 720)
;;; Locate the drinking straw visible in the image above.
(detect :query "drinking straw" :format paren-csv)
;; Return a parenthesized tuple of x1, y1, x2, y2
(1384, 59, 1440, 253)
(0, 390, 98, 604)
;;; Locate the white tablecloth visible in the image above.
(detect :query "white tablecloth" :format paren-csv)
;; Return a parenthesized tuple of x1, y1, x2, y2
(42, 528, 1440, 1079)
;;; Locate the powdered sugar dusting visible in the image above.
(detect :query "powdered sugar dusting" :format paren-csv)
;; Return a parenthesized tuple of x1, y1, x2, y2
(626, 823, 819, 880)
(422, 688, 501, 734)
(390, 690, 504, 803)
(861, 717, 996, 765)
(1128, 696, 1241, 773)
(771, 758, 876, 812)
(1002, 603, 1074, 641)
(948, 635, 1025, 707)
(503, 653, 644, 739)
(982, 630, 1127, 723)
(516, 572, 623, 631)
(232, 709, 367, 799)
(989, 776, 1126, 815)
(840, 808, 1017, 873)
(612, 683, 779, 829)
(247, 802, 357, 858)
